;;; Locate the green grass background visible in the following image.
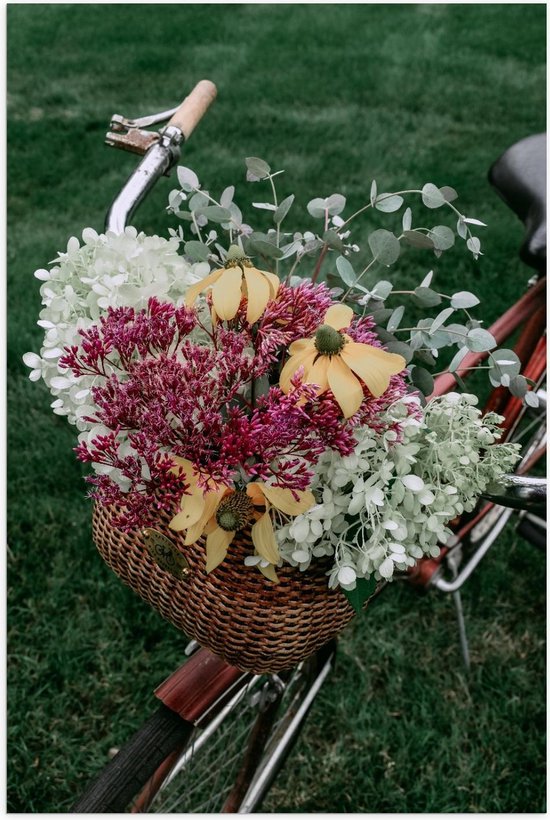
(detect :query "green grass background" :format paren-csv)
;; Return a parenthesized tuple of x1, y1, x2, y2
(7, 3, 546, 813)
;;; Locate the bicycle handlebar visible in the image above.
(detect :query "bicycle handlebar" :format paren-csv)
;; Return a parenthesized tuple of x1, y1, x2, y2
(105, 80, 217, 233)
(167, 80, 217, 139)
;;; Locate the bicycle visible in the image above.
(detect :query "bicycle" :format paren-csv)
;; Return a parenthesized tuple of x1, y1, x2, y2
(62, 83, 545, 813)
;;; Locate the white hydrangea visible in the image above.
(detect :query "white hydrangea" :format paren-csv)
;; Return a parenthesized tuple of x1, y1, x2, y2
(276, 393, 519, 590)
(23, 226, 208, 427)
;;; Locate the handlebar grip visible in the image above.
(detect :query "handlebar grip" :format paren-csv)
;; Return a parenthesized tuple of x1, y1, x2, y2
(167, 80, 217, 139)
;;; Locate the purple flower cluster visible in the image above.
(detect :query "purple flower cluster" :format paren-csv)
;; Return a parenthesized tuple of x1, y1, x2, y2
(253, 281, 333, 367)
(61, 291, 373, 529)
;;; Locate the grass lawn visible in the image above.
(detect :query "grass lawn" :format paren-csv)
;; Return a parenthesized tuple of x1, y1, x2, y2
(7, 3, 546, 813)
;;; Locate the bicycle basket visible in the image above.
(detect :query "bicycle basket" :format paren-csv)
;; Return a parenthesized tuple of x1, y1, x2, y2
(93, 503, 365, 673)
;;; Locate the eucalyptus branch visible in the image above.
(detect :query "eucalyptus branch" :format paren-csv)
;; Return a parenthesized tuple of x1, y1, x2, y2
(342, 258, 377, 299)
(284, 253, 304, 284)
(267, 173, 280, 274)
(191, 211, 205, 244)
(311, 209, 331, 284)
(338, 190, 421, 231)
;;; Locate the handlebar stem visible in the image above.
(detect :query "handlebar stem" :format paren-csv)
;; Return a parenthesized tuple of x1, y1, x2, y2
(105, 125, 184, 234)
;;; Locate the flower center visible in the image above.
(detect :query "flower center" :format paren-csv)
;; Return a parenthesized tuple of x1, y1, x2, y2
(314, 324, 345, 355)
(215, 491, 254, 531)
(225, 245, 251, 268)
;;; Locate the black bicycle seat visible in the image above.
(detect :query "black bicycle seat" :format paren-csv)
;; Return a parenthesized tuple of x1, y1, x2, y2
(488, 133, 546, 274)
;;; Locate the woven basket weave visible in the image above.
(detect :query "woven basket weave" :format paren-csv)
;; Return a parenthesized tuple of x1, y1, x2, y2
(93, 503, 360, 673)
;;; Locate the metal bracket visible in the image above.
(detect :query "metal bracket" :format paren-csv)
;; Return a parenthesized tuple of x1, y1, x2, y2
(248, 675, 285, 712)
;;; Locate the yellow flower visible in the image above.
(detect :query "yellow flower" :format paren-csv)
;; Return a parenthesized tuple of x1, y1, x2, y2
(168, 458, 315, 583)
(279, 303, 406, 419)
(185, 245, 279, 324)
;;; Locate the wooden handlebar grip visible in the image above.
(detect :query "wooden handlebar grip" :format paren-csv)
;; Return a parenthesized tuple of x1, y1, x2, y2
(167, 80, 217, 139)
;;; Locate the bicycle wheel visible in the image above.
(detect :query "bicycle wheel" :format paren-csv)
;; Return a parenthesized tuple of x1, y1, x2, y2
(73, 642, 335, 813)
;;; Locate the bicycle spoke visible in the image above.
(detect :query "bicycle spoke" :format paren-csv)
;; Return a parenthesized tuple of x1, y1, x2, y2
(149, 684, 263, 812)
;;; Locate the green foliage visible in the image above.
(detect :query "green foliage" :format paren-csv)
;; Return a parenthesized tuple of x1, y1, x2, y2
(343, 576, 378, 614)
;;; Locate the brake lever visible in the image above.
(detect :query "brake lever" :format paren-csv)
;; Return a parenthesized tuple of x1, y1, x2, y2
(105, 107, 180, 156)
(109, 107, 179, 131)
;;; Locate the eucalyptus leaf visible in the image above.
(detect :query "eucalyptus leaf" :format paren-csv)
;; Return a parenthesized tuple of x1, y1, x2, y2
(274, 194, 295, 225)
(410, 365, 435, 396)
(445, 323, 468, 340)
(409, 332, 425, 351)
(252, 202, 277, 211)
(387, 305, 405, 332)
(420, 270, 434, 288)
(429, 225, 455, 251)
(177, 166, 200, 192)
(491, 349, 521, 372)
(489, 348, 521, 387)
(245, 157, 271, 179)
(454, 372, 468, 392)
(385, 340, 413, 363)
(421, 183, 446, 209)
(466, 327, 496, 352)
(184, 241, 210, 262)
(451, 291, 480, 309)
(509, 374, 528, 397)
(375, 193, 404, 213)
(413, 349, 437, 367)
(467, 236, 482, 257)
(448, 345, 469, 373)
(413, 286, 442, 307)
(524, 391, 540, 408)
(227, 202, 243, 227)
(457, 217, 468, 239)
(279, 240, 303, 260)
(323, 230, 345, 252)
(428, 328, 453, 349)
(403, 230, 434, 249)
(303, 238, 325, 255)
(246, 238, 284, 260)
(199, 205, 233, 223)
(370, 179, 378, 207)
(463, 217, 487, 227)
(343, 576, 378, 614)
(336, 256, 356, 287)
(370, 310, 394, 328)
(189, 191, 210, 210)
(220, 186, 235, 209)
(168, 189, 185, 210)
(402, 207, 412, 232)
(440, 185, 458, 203)
(307, 197, 328, 218)
(430, 306, 454, 334)
(372, 280, 393, 300)
(368, 229, 401, 266)
(326, 193, 346, 216)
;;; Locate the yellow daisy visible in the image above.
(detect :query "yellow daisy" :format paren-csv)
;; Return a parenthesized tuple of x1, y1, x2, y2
(279, 303, 406, 419)
(169, 458, 315, 582)
(185, 245, 280, 324)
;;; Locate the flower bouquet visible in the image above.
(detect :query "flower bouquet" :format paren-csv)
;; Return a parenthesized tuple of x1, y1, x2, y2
(25, 157, 519, 671)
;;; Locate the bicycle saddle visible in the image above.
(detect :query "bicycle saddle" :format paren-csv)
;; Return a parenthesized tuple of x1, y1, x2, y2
(488, 132, 546, 274)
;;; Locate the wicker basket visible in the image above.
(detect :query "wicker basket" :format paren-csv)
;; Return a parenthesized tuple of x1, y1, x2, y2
(93, 503, 363, 673)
